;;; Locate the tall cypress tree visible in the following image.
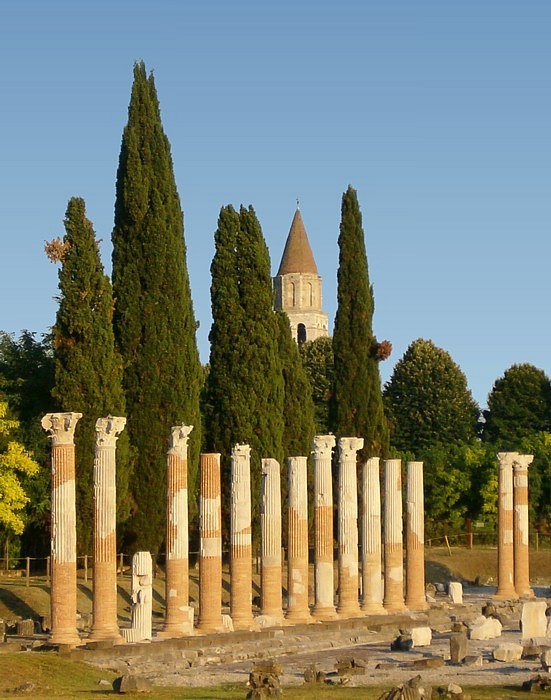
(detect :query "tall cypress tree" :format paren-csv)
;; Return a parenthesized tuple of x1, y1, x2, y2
(112, 62, 202, 553)
(330, 186, 389, 457)
(48, 197, 132, 555)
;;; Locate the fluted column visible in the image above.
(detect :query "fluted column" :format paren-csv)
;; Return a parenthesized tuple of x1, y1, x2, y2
(495, 452, 518, 599)
(41, 412, 82, 647)
(89, 416, 126, 642)
(162, 425, 194, 637)
(312, 435, 337, 620)
(513, 454, 534, 598)
(405, 461, 428, 610)
(383, 458, 406, 612)
(260, 458, 283, 621)
(286, 456, 311, 623)
(197, 453, 224, 632)
(361, 457, 385, 614)
(230, 444, 254, 630)
(337, 437, 362, 617)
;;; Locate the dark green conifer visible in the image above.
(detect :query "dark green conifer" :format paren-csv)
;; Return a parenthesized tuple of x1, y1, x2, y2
(330, 186, 389, 457)
(50, 197, 132, 555)
(112, 62, 202, 553)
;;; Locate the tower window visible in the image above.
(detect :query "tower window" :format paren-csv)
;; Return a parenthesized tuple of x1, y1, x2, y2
(297, 323, 307, 344)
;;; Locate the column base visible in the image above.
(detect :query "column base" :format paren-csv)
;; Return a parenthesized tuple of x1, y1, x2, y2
(312, 606, 338, 621)
(337, 604, 362, 619)
(231, 616, 257, 631)
(361, 602, 387, 615)
(383, 601, 408, 614)
(405, 597, 429, 611)
(49, 630, 82, 647)
(285, 609, 313, 624)
(87, 628, 124, 645)
(256, 613, 285, 628)
(493, 589, 518, 601)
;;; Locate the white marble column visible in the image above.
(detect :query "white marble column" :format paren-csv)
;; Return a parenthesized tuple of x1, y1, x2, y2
(42, 412, 82, 647)
(230, 444, 254, 630)
(383, 458, 407, 612)
(286, 456, 311, 623)
(122, 551, 152, 642)
(312, 435, 337, 620)
(405, 461, 428, 610)
(495, 452, 518, 600)
(260, 458, 284, 622)
(337, 437, 362, 617)
(162, 425, 194, 637)
(89, 416, 126, 643)
(360, 457, 385, 614)
(513, 454, 534, 598)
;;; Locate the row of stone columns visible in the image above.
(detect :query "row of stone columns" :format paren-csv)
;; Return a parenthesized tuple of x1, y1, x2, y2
(495, 452, 534, 600)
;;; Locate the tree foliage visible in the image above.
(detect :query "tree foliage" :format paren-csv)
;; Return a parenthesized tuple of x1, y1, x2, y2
(330, 186, 388, 457)
(384, 338, 479, 455)
(50, 197, 132, 555)
(299, 336, 334, 434)
(112, 62, 202, 553)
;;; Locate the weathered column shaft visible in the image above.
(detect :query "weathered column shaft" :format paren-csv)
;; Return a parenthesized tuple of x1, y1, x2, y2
(337, 437, 362, 617)
(123, 551, 153, 642)
(495, 452, 518, 599)
(383, 458, 406, 612)
(163, 425, 193, 636)
(90, 416, 126, 642)
(260, 458, 283, 619)
(361, 457, 385, 613)
(513, 454, 534, 598)
(286, 456, 311, 622)
(42, 412, 82, 647)
(312, 435, 337, 620)
(405, 461, 428, 610)
(197, 453, 224, 632)
(230, 444, 254, 629)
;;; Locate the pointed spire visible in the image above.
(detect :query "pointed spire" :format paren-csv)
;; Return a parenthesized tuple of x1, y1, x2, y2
(277, 208, 318, 276)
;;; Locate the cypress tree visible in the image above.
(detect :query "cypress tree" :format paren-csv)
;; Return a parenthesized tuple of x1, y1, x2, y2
(330, 186, 389, 457)
(48, 197, 132, 555)
(112, 62, 202, 553)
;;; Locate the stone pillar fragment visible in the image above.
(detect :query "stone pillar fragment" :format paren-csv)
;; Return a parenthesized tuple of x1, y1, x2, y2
(90, 416, 126, 642)
(230, 444, 254, 630)
(286, 456, 311, 623)
(405, 461, 428, 610)
(197, 453, 224, 632)
(513, 454, 534, 598)
(337, 437, 362, 617)
(383, 459, 407, 612)
(162, 425, 194, 637)
(361, 457, 386, 614)
(260, 458, 284, 622)
(42, 412, 82, 647)
(495, 452, 518, 600)
(122, 551, 152, 642)
(312, 435, 337, 620)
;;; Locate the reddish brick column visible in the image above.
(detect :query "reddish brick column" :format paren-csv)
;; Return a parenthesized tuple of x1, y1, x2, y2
(42, 412, 82, 647)
(405, 461, 428, 610)
(230, 444, 254, 630)
(495, 452, 518, 600)
(513, 454, 534, 598)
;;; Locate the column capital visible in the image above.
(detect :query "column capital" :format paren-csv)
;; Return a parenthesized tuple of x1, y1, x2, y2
(312, 434, 336, 457)
(261, 457, 279, 475)
(232, 443, 251, 460)
(338, 436, 364, 459)
(513, 454, 534, 472)
(41, 412, 82, 445)
(95, 416, 126, 447)
(497, 451, 519, 469)
(168, 424, 193, 456)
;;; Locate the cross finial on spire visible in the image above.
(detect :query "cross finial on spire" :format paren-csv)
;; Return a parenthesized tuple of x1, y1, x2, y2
(296, 198, 300, 210)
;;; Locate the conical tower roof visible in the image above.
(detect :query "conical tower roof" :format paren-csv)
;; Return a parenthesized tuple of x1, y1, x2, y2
(276, 208, 319, 276)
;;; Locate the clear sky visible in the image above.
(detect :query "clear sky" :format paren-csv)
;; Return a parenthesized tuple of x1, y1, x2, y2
(1, 1, 549, 408)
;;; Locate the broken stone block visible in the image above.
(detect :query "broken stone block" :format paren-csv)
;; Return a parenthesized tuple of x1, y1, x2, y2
(522, 675, 551, 692)
(16, 619, 35, 636)
(493, 643, 523, 662)
(463, 655, 483, 667)
(391, 634, 413, 652)
(468, 615, 502, 640)
(412, 657, 444, 669)
(378, 674, 431, 699)
(411, 627, 432, 647)
(481, 602, 497, 618)
(112, 675, 153, 693)
(449, 632, 468, 663)
(448, 582, 463, 605)
(541, 649, 551, 671)
(520, 601, 547, 640)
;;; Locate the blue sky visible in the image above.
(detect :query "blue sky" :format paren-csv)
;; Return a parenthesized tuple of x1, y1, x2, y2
(1, 1, 549, 408)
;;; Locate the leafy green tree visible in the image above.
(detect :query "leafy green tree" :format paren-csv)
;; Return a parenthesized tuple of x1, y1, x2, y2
(112, 62, 202, 553)
(299, 336, 334, 434)
(384, 338, 479, 455)
(330, 186, 389, 457)
(483, 364, 551, 448)
(48, 197, 132, 555)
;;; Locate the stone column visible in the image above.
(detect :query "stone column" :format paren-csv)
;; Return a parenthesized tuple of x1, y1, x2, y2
(337, 437, 362, 617)
(42, 412, 82, 647)
(495, 452, 518, 599)
(361, 457, 386, 614)
(197, 453, 224, 632)
(286, 456, 311, 623)
(89, 416, 126, 643)
(230, 444, 254, 630)
(383, 458, 406, 612)
(260, 458, 284, 622)
(405, 461, 428, 610)
(122, 551, 153, 642)
(162, 425, 194, 637)
(312, 435, 337, 620)
(513, 454, 534, 598)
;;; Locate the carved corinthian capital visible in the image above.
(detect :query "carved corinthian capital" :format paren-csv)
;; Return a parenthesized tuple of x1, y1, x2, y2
(41, 412, 82, 445)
